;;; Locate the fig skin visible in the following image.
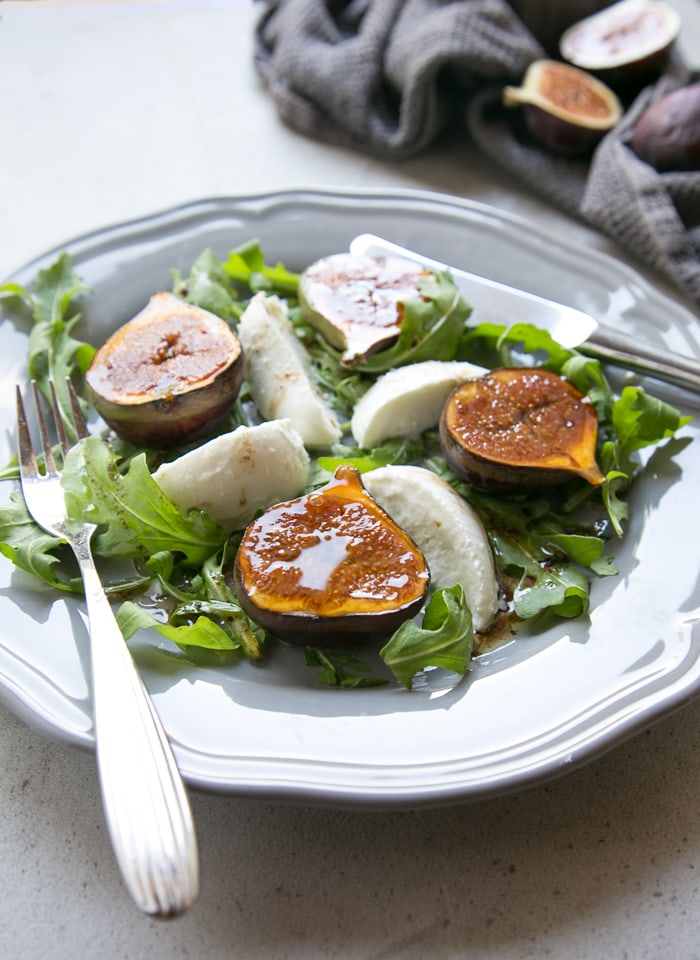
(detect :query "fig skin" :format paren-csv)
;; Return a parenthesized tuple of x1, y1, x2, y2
(439, 368, 605, 492)
(298, 252, 433, 367)
(632, 83, 700, 172)
(232, 464, 430, 647)
(559, 0, 681, 98)
(503, 60, 622, 156)
(85, 292, 245, 448)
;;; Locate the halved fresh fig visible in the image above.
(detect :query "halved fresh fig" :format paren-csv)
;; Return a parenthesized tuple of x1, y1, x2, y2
(85, 291, 244, 448)
(560, 0, 680, 96)
(298, 252, 433, 367)
(232, 464, 430, 646)
(439, 368, 605, 492)
(503, 60, 622, 155)
(632, 82, 700, 172)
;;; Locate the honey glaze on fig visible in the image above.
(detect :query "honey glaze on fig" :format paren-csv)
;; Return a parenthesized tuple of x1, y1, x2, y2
(299, 253, 433, 366)
(440, 367, 605, 491)
(232, 464, 430, 646)
(86, 291, 245, 448)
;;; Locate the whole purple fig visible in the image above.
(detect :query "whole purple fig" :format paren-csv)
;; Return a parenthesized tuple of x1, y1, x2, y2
(632, 83, 700, 172)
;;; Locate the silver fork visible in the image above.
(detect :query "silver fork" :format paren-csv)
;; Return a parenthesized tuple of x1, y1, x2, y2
(16, 379, 199, 917)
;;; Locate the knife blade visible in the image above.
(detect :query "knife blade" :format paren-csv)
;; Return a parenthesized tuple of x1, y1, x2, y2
(349, 233, 700, 395)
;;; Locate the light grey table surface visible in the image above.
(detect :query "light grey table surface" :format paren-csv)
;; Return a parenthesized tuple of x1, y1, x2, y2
(1, 2, 699, 958)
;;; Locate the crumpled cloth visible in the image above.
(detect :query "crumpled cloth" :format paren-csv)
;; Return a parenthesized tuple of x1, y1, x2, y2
(254, 0, 700, 310)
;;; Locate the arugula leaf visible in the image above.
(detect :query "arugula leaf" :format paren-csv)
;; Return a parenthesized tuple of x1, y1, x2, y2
(537, 532, 617, 577)
(61, 435, 227, 566)
(138, 545, 264, 657)
(172, 247, 243, 321)
(223, 239, 300, 296)
(612, 385, 692, 469)
(492, 526, 591, 620)
(172, 241, 300, 322)
(0, 490, 82, 592)
(193, 549, 264, 658)
(117, 599, 241, 652)
(0, 253, 95, 437)
(304, 648, 388, 688)
(380, 585, 473, 690)
(317, 436, 427, 478)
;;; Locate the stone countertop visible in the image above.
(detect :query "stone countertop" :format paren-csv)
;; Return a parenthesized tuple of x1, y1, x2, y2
(1, 2, 699, 958)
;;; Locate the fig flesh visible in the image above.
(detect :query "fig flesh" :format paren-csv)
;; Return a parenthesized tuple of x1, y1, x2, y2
(439, 368, 605, 492)
(85, 292, 244, 448)
(232, 464, 430, 646)
(298, 252, 433, 367)
(503, 60, 622, 155)
(560, 0, 680, 95)
(632, 82, 700, 172)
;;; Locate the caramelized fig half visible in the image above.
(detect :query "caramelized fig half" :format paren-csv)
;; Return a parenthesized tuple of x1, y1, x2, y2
(85, 292, 244, 448)
(439, 368, 605, 492)
(560, 0, 680, 96)
(298, 252, 433, 367)
(503, 60, 622, 155)
(232, 464, 430, 646)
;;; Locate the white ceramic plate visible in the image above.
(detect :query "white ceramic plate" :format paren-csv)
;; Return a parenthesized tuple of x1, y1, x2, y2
(1, 189, 699, 808)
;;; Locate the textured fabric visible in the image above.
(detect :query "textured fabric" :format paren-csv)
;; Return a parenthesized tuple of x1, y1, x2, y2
(255, 0, 700, 308)
(255, 0, 544, 154)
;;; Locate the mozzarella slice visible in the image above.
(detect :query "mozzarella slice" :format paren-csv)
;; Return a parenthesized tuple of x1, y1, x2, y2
(363, 464, 499, 632)
(153, 418, 310, 531)
(238, 292, 342, 448)
(351, 359, 487, 449)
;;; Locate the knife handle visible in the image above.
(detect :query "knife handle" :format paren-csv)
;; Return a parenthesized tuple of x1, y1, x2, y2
(583, 327, 700, 396)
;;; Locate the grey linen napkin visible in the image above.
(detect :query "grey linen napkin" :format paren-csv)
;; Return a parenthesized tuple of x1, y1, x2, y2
(255, 0, 700, 311)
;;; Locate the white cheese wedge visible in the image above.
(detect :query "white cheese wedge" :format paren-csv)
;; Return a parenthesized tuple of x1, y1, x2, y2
(351, 359, 487, 449)
(153, 418, 310, 531)
(363, 464, 499, 632)
(238, 292, 342, 448)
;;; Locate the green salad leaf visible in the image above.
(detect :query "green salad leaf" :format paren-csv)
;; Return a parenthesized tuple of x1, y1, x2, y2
(223, 239, 300, 296)
(0, 490, 81, 592)
(61, 435, 227, 566)
(172, 240, 300, 321)
(304, 648, 389, 688)
(0, 252, 95, 437)
(118, 600, 241, 652)
(171, 247, 242, 321)
(380, 585, 473, 690)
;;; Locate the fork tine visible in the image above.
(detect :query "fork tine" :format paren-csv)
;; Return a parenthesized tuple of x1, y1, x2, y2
(30, 381, 58, 476)
(15, 385, 39, 480)
(49, 381, 72, 460)
(64, 377, 90, 440)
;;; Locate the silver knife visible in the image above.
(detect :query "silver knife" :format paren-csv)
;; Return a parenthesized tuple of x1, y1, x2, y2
(349, 233, 700, 396)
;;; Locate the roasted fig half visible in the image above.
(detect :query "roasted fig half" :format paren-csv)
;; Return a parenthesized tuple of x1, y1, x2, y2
(439, 368, 605, 492)
(85, 292, 245, 448)
(632, 82, 700, 172)
(298, 252, 433, 367)
(503, 60, 622, 155)
(232, 464, 430, 646)
(560, 0, 680, 96)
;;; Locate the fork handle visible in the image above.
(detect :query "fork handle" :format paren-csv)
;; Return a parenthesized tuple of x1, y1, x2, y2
(75, 539, 199, 916)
